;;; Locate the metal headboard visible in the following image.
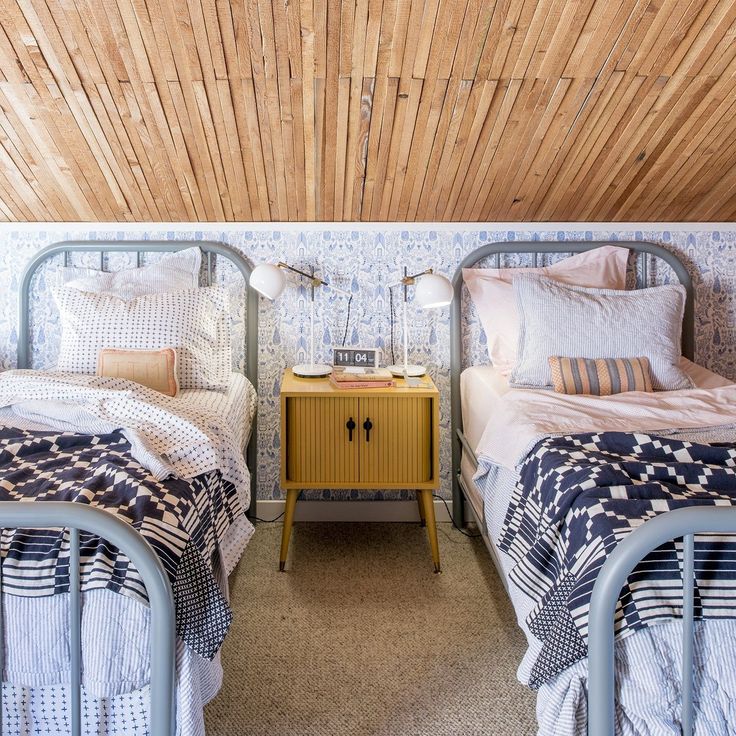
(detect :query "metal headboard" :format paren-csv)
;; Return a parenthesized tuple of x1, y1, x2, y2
(450, 240, 695, 526)
(17, 240, 259, 517)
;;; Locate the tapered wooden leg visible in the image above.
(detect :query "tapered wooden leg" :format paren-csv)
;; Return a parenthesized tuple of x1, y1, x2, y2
(279, 489, 300, 571)
(416, 491, 426, 527)
(419, 490, 441, 573)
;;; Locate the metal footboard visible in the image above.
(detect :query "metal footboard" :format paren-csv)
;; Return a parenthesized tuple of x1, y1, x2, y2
(0, 503, 176, 736)
(588, 506, 736, 736)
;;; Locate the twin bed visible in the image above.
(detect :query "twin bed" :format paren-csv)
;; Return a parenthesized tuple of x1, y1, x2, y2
(2, 240, 258, 735)
(452, 242, 736, 735)
(0, 238, 734, 736)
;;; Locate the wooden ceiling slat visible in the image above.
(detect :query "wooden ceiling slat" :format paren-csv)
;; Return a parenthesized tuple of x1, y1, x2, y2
(397, 77, 447, 220)
(419, 78, 474, 220)
(432, 79, 494, 220)
(494, 77, 572, 218)
(603, 74, 728, 219)
(0, 0, 735, 221)
(673, 109, 736, 218)
(462, 78, 522, 220)
(6, 2, 124, 219)
(412, 0, 442, 79)
(482, 77, 553, 218)
(549, 72, 643, 219)
(640, 76, 736, 218)
(512, 78, 596, 221)
(591, 73, 719, 218)
(0, 120, 54, 219)
(460, 0, 497, 80)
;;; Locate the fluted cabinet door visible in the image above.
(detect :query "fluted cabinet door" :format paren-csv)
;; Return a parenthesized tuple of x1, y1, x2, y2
(285, 397, 359, 484)
(358, 397, 433, 486)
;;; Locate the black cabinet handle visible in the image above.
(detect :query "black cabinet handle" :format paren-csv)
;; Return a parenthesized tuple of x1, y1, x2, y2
(363, 417, 373, 442)
(346, 417, 356, 441)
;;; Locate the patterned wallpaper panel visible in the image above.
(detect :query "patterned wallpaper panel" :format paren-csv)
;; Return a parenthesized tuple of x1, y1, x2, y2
(0, 226, 734, 501)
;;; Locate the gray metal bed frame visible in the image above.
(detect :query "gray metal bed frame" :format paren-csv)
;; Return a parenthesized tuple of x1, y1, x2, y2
(6, 239, 260, 735)
(450, 241, 733, 736)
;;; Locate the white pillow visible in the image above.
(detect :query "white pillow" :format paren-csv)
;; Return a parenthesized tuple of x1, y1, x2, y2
(463, 246, 629, 374)
(510, 274, 693, 391)
(53, 286, 230, 391)
(59, 247, 202, 300)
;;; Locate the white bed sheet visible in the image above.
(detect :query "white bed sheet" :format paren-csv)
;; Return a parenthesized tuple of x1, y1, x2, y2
(460, 358, 733, 495)
(461, 358, 732, 454)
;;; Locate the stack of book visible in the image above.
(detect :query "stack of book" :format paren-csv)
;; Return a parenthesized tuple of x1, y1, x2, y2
(329, 367, 395, 389)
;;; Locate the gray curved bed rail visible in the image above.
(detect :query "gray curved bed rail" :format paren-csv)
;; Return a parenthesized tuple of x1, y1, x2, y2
(449, 240, 695, 527)
(588, 506, 736, 736)
(0, 502, 175, 736)
(16, 239, 259, 517)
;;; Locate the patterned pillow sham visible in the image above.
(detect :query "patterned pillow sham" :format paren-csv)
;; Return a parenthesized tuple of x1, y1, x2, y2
(511, 274, 692, 391)
(98, 347, 180, 397)
(549, 356, 653, 395)
(58, 246, 201, 300)
(53, 286, 230, 391)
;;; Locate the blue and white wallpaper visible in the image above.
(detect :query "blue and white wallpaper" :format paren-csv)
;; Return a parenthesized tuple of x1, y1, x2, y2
(0, 225, 734, 501)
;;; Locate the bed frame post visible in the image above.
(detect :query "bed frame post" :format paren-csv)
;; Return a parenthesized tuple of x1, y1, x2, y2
(450, 269, 465, 528)
(0, 503, 176, 736)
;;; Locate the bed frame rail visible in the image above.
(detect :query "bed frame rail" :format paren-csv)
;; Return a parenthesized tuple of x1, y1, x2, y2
(0, 503, 175, 736)
(588, 506, 736, 736)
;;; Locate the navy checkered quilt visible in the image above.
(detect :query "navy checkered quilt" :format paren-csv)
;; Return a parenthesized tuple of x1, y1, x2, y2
(0, 425, 243, 659)
(498, 431, 736, 688)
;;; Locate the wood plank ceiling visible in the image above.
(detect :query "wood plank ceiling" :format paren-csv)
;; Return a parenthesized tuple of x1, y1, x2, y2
(0, 0, 735, 222)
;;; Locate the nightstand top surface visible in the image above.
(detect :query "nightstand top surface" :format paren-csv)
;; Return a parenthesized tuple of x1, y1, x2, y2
(280, 368, 438, 397)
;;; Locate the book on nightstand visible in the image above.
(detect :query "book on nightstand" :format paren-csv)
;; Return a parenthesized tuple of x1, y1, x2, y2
(329, 366, 395, 389)
(331, 366, 393, 381)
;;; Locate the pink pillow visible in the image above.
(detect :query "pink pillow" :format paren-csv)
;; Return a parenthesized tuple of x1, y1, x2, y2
(463, 245, 629, 374)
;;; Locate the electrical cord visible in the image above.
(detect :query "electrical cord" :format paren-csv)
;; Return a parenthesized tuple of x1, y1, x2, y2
(251, 498, 480, 537)
(433, 494, 482, 538)
(342, 294, 353, 346)
(249, 511, 285, 523)
(388, 285, 396, 365)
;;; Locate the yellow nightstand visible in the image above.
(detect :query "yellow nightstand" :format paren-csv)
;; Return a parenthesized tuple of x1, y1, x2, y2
(279, 368, 441, 572)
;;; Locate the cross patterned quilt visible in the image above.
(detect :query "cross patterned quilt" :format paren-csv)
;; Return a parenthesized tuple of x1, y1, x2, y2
(0, 425, 240, 660)
(498, 431, 736, 689)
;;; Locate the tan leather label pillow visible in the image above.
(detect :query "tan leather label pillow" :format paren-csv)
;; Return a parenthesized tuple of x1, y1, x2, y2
(97, 348, 179, 397)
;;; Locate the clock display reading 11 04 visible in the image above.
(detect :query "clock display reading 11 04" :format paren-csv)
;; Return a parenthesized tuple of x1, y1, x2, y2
(332, 347, 381, 368)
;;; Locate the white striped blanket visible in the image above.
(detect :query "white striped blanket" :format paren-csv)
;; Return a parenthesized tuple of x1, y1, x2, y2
(498, 430, 736, 688)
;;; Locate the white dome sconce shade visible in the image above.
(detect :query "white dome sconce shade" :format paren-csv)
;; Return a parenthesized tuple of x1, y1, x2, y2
(387, 267, 454, 378)
(249, 262, 287, 301)
(414, 272, 454, 309)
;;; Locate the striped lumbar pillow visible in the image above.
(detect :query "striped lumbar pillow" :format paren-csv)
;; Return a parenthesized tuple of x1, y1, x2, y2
(549, 356, 653, 396)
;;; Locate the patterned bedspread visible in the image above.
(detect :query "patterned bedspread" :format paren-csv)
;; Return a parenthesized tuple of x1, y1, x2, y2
(498, 431, 736, 688)
(0, 425, 241, 659)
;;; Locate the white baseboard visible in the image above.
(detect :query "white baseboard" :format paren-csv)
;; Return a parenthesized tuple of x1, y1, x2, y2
(254, 499, 452, 523)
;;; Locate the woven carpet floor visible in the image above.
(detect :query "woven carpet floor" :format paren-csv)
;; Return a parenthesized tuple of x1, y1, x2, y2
(204, 522, 537, 736)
